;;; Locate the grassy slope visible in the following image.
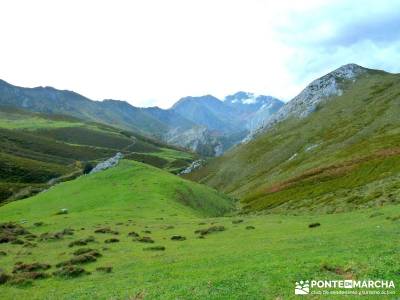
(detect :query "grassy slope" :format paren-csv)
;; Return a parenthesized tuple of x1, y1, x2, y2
(0, 160, 234, 221)
(0, 161, 398, 299)
(0, 108, 195, 202)
(187, 70, 400, 213)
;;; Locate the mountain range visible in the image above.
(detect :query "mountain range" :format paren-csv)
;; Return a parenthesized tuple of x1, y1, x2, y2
(186, 63, 400, 213)
(0, 79, 283, 156)
(1, 63, 399, 299)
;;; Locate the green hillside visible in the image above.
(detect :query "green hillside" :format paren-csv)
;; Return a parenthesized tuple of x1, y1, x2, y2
(186, 69, 400, 213)
(0, 107, 195, 203)
(0, 160, 234, 221)
(0, 160, 399, 299)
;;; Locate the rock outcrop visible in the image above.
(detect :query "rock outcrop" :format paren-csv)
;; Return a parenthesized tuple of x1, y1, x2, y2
(244, 64, 366, 142)
(90, 153, 124, 174)
(179, 159, 204, 175)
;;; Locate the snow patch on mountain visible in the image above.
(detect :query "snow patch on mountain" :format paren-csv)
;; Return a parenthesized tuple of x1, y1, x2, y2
(241, 93, 262, 104)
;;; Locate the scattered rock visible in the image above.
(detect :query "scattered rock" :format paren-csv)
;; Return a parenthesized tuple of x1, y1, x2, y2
(94, 227, 119, 235)
(68, 236, 95, 247)
(134, 236, 154, 243)
(23, 242, 37, 248)
(8, 276, 32, 286)
(25, 234, 37, 241)
(0, 269, 10, 284)
(171, 235, 186, 241)
(12, 272, 50, 282)
(96, 266, 112, 273)
(72, 248, 101, 257)
(37, 229, 72, 241)
(369, 212, 384, 218)
(13, 262, 51, 273)
(39, 232, 60, 241)
(143, 246, 165, 251)
(104, 238, 119, 243)
(195, 226, 226, 236)
(61, 228, 74, 235)
(56, 253, 97, 267)
(308, 223, 321, 228)
(128, 231, 139, 237)
(0, 222, 30, 244)
(53, 265, 89, 278)
(56, 208, 69, 215)
(10, 239, 24, 245)
(386, 215, 400, 221)
(232, 219, 244, 224)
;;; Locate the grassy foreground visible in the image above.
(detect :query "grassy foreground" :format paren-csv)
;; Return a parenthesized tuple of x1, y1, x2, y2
(0, 160, 399, 299)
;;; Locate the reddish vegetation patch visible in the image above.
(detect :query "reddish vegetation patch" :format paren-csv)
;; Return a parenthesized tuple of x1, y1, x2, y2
(267, 182, 294, 193)
(375, 147, 400, 157)
(321, 264, 355, 280)
(265, 147, 400, 194)
(265, 164, 355, 194)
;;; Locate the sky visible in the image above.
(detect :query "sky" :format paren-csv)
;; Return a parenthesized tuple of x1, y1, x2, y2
(1, 0, 400, 108)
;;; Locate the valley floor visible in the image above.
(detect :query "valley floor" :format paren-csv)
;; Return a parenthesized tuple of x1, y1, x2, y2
(0, 162, 399, 299)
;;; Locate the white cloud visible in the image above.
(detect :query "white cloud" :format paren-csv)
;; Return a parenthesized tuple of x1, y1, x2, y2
(0, 0, 399, 108)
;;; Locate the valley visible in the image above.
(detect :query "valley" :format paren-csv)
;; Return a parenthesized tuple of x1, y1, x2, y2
(2, 1, 399, 298)
(0, 80, 282, 156)
(0, 64, 399, 299)
(0, 107, 194, 203)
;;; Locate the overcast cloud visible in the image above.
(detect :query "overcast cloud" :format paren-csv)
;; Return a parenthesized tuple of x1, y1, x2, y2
(0, 0, 399, 107)
(279, 0, 400, 86)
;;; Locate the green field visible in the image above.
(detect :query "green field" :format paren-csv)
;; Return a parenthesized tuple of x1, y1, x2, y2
(0, 160, 399, 299)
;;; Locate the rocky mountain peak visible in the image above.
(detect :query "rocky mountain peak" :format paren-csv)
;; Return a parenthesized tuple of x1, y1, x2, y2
(251, 64, 366, 135)
(330, 63, 365, 79)
(242, 64, 368, 143)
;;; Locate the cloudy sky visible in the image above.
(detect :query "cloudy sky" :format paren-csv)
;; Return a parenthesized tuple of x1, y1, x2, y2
(1, 0, 399, 108)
